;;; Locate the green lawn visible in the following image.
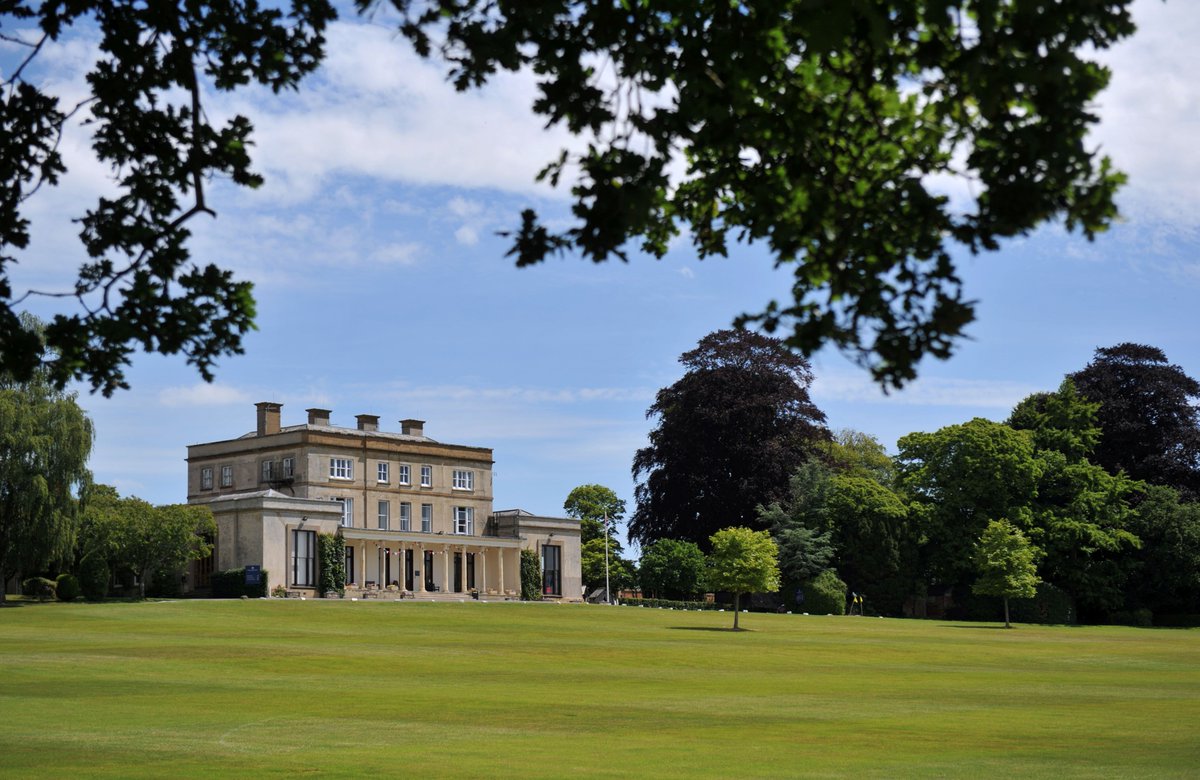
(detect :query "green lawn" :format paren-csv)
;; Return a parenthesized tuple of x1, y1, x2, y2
(1, 600, 1197, 778)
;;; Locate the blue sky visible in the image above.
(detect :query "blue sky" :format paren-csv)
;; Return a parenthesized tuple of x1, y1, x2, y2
(6, 1, 1200, 554)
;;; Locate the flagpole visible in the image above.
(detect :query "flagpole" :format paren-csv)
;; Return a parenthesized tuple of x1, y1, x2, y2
(604, 512, 611, 605)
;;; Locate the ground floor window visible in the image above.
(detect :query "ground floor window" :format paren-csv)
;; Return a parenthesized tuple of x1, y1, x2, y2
(293, 529, 316, 587)
(345, 545, 355, 586)
(542, 544, 561, 597)
(467, 552, 476, 591)
(424, 550, 435, 591)
(404, 549, 414, 590)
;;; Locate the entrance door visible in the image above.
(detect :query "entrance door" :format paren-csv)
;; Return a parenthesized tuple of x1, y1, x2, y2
(384, 548, 392, 586)
(453, 553, 463, 593)
(404, 550, 414, 590)
(467, 553, 476, 590)
(424, 550, 435, 591)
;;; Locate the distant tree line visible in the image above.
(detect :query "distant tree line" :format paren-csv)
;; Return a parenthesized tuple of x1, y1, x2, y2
(620, 330, 1200, 626)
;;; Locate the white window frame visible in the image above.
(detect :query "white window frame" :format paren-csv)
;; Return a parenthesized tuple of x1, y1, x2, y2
(377, 462, 389, 483)
(452, 470, 474, 491)
(398, 464, 410, 486)
(200, 467, 213, 490)
(453, 506, 474, 535)
(377, 500, 390, 530)
(220, 465, 233, 488)
(420, 465, 432, 487)
(421, 503, 433, 533)
(261, 460, 275, 481)
(399, 502, 411, 532)
(332, 496, 353, 527)
(282, 457, 294, 478)
(330, 457, 353, 480)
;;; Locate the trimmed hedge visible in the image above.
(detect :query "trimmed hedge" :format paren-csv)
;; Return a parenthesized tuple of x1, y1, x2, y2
(520, 549, 541, 601)
(802, 570, 847, 615)
(22, 576, 57, 601)
(211, 568, 269, 598)
(618, 597, 729, 611)
(55, 573, 81, 602)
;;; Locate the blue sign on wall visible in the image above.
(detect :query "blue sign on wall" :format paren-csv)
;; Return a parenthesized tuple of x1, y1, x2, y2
(245, 565, 261, 586)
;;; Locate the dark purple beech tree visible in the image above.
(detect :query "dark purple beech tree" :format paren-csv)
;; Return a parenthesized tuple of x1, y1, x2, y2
(630, 329, 828, 550)
(1070, 344, 1200, 500)
(3, 1, 1136, 394)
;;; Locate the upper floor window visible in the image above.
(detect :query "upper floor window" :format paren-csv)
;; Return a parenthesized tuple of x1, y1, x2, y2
(421, 503, 433, 533)
(200, 467, 213, 490)
(398, 464, 411, 485)
(420, 465, 432, 487)
(261, 460, 275, 481)
(453, 506, 474, 535)
(220, 465, 233, 488)
(332, 497, 353, 527)
(377, 500, 390, 530)
(399, 502, 412, 532)
(330, 458, 353, 480)
(377, 462, 389, 483)
(282, 457, 294, 478)
(452, 470, 474, 490)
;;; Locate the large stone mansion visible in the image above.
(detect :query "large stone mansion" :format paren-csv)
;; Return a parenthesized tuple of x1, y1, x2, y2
(185, 402, 582, 600)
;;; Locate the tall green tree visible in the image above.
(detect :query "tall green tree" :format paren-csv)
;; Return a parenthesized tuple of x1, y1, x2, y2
(580, 539, 636, 599)
(638, 538, 706, 600)
(0, 319, 92, 602)
(1069, 344, 1200, 499)
(972, 519, 1042, 628)
(109, 500, 215, 599)
(756, 461, 835, 586)
(563, 484, 627, 545)
(897, 418, 1041, 587)
(2, 2, 1134, 392)
(706, 527, 781, 630)
(631, 329, 828, 549)
(824, 429, 896, 485)
(1125, 486, 1200, 615)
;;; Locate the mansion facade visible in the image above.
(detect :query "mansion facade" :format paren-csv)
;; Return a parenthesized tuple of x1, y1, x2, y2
(185, 403, 581, 600)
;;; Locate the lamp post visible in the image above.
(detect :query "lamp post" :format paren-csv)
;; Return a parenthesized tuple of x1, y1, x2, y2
(604, 512, 612, 605)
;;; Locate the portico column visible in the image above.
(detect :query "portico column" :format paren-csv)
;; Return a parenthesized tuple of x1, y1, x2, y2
(360, 545, 366, 587)
(458, 545, 466, 592)
(498, 550, 505, 594)
(442, 546, 450, 592)
(480, 550, 487, 594)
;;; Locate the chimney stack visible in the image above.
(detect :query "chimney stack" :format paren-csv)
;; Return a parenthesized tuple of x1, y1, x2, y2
(400, 419, 425, 437)
(356, 414, 380, 432)
(255, 402, 282, 436)
(306, 408, 331, 427)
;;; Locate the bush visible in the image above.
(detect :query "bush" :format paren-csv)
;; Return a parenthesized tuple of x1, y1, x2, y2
(211, 568, 269, 598)
(146, 568, 184, 598)
(1108, 608, 1154, 627)
(802, 570, 847, 615)
(55, 573, 81, 602)
(617, 597, 729, 611)
(520, 549, 541, 601)
(22, 576, 57, 601)
(78, 555, 110, 601)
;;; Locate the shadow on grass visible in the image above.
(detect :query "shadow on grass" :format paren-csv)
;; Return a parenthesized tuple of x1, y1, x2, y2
(667, 626, 754, 633)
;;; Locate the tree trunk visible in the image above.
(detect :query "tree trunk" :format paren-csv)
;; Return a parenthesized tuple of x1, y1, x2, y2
(1004, 597, 1011, 629)
(733, 593, 740, 630)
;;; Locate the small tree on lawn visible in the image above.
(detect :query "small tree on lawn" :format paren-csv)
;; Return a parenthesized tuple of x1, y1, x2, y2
(707, 527, 781, 630)
(972, 519, 1041, 628)
(520, 549, 542, 601)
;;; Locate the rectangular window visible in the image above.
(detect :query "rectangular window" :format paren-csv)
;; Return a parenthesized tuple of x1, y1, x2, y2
(421, 503, 433, 533)
(377, 462, 389, 483)
(452, 470, 474, 490)
(261, 460, 274, 481)
(420, 465, 432, 487)
(398, 465, 410, 485)
(332, 497, 353, 527)
(282, 457, 294, 478)
(200, 467, 213, 490)
(220, 465, 233, 488)
(453, 506, 474, 535)
(377, 500, 390, 530)
(542, 544, 562, 596)
(292, 529, 316, 587)
(345, 545, 355, 586)
(399, 502, 411, 532)
(330, 458, 353, 480)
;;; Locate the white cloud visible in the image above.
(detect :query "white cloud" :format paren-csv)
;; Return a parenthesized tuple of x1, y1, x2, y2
(455, 225, 480, 246)
(814, 371, 1036, 409)
(159, 383, 252, 408)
